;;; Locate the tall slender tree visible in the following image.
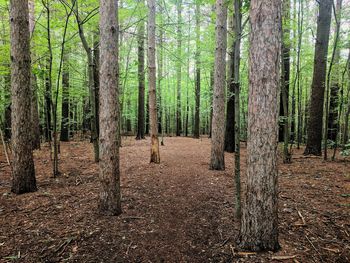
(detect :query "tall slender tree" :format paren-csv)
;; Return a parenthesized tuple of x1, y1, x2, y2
(29, 0, 40, 150)
(148, 0, 160, 163)
(224, 4, 235, 153)
(239, 0, 281, 251)
(304, 0, 332, 156)
(233, 0, 242, 220)
(74, 0, 99, 162)
(281, 0, 291, 163)
(210, 0, 227, 170)
(60, 51, 70, 142)
(98, 0, 121, 215)
(327, 0, 342, 143)
(193, 1, 201, 139)
(280, 0, 290, 148)
(136, 20, 145, 140)
(10, 0, 37, 194)
(176, 0, 182, 136)
(342, 49, 350, 147)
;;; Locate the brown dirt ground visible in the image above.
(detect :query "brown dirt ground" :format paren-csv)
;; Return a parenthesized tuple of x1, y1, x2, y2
(0, 137, 349, 263)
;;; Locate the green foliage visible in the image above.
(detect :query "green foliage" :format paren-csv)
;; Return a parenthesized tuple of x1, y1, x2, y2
(341, 143, 350, 156)
(0, 0, 349, 140)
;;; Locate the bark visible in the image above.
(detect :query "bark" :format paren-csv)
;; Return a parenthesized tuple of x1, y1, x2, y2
(304, 0, 332, 156)
(239, 0, 281, 251)
(194, 2, 201, 139)
(136, 21, 145, 140)
(98, 0, 121, 216)
(148, 0, 160, 163)
(60, 51, 70, 142)
(176, 0, 182, 136)
(210, 0, 227, 170)
(10, 0, 37, 194)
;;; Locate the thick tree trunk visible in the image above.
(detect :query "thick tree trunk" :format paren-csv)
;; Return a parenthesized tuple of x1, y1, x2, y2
(60, 51, 70, 142)
(304, 0, 332, 155)
(10, 0, 37, 194)
(210, 0, 227, 170)
(194, 2, 201, 139)
(98, 0, 121, 215)
(239, 0, 281, 251)
(148, 0, 160, 163)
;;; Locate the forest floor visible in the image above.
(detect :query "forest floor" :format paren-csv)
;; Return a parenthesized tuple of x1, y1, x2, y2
(0, 137, 349, 263)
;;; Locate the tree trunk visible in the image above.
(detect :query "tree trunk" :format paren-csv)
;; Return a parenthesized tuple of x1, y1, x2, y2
(239, 0, 281, 251)
(93, 39, 100, 139)
(290, 0, 297, 144)
(295, 0, 303, 149)
(98, 0, 121, 216)
(194, 2, 201, 139)
(157, 15, 163, 136)
(279, 0, 290, 146)
(342, 49, 350, 147)
(281, 0, 291, 163)
(44, 59, 52, 142)
(176, 0, 182, 136)
(210, 0, 227, 170)
(4, 72, 11, 140)
(29, 0, 40, 150)
(74, 0, 99, 162)
(327, 0, 342, 143)
(136, 21, 145, 140)
(233, 0, 242, 220)
(304, 0, 332, 156)
(145, 95, 150, 135)
(10, 0, 37, 194)
(148, 0, 160, 163)
(60, 51, 70, 142)
(208, 69, 214, 138)
(224, 6, 235, 153)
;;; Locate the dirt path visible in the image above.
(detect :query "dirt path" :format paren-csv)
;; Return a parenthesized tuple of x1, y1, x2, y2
(0, 137, 349, 262)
